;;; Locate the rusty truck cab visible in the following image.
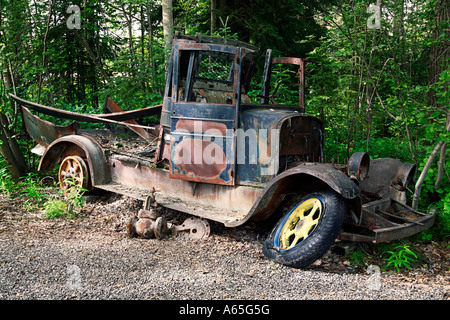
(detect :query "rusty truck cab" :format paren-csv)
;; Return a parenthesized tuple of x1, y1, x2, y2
(156, 36, 325, 191)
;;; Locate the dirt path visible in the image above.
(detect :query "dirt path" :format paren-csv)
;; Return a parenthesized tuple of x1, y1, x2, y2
(0, 191, 448, 301)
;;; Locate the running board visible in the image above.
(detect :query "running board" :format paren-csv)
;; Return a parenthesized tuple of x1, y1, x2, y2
(95, 183, 249, 226)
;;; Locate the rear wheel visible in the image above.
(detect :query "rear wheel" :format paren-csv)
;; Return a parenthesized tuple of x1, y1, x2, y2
(263, 189, 346, 268)
(58, 156, 90, 193)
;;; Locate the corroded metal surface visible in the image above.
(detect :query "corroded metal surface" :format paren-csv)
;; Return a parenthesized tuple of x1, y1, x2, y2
(347, 152, 370, 180)
(340, 198, 435, 243)
(359, 158, 417, 203)
(11, 94, 161, 126)
(102, 157, 262, 226)
(172, 217, 211, 239)
(103, 96, 157, 141)
(39, 135, 110, 186)
(21, 106, 79, 146)
(231, 162, 362, 226)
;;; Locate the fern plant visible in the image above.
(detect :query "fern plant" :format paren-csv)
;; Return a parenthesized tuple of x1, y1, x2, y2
(383, 244, 418, 273)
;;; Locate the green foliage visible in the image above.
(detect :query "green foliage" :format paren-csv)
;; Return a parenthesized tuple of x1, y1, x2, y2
(348, 250, 369, 267)
(20, 173, 47, 211)
(43, 199, 69, 219)
(0, 167, 15, 195)
(60, 177, 87, 214)
(0, 169, 48, 210)
(42, 177, 86, 219)
(43, 178, 85, 219)
(41, 176, 87, 219)
(303, 0, 449, 240)
(438, 193, 450, 239)
(382, 244, 419, 273)
(0, 162, 85, 219)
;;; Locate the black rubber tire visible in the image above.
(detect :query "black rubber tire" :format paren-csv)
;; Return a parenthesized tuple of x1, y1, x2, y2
(263, 189, 346, 268)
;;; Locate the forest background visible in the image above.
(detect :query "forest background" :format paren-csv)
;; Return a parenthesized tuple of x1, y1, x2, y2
(0, 0, 449, 243)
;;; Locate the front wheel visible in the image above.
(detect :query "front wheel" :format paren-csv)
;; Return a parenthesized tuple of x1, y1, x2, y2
(263, 189, 346, 268)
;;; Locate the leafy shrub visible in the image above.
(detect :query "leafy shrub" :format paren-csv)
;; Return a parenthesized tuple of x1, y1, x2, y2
(0, 167, 15, 195)
(349, 250, 368, 267)
(43, 199, 69, 219)
(439, 193, 450, 239)
(60, 177, 87, 214)
(42, 180, 86, 219)
(20, 172, 48, 211)
(382, 244, 418, 273)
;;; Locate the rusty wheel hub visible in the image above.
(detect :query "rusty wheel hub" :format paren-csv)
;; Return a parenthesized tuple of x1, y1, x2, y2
(58, 156, 89, 192)
(172, 217, 210, 240)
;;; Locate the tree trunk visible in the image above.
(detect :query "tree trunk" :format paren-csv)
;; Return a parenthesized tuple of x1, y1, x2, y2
(427, 0, 449, 191)
(162, 0, 173, 61)
(123, 4, 136, 77)
(37, 0, 55, 104)
(211, 0, 217, 35)
(72, 28, 109, 83)
(0, 113, 27, 179)
(147, 4, 155, 89)
(428, 0, 449, 105)
(0, 57, 27, 179)
(412, 141, 444, 209)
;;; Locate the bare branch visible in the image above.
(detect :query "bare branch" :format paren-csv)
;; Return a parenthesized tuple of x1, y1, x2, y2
(412, 141, 445, 209)
(435, 142, 447, 190)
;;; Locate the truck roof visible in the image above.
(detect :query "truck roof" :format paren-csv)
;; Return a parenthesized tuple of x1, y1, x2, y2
(173, 33, 259, 53)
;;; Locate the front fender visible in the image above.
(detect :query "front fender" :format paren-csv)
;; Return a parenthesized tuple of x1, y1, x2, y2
(228, 163, 360, 227)
(38, 135, 110, 186)
(283, 163, 361, 198)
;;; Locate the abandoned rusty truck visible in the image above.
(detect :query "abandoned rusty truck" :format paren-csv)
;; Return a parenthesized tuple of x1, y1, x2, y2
(11, 35, 434, 268)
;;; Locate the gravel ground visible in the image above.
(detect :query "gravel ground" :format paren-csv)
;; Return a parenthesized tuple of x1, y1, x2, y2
(0, 191, 448, 302)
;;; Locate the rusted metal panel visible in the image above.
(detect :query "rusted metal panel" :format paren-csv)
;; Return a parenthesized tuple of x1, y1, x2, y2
(347, 152, 370, 180)
(102, 157, 262, 226)
(163, 39, 256, 187)
(103, 96, 157, 141)
(175, 33, 259, 52)
(237, 106, 323, 185)
(359, 158, 417, 203)
(260, 49, 273, 104)
(169, 101, 236, 186)
(11, 94, 161, 125)
(174, 41, 249, 56)
(227, 163, 362, 227)
(171, 138, 229, 182)
(278, 115, 324, 158)
(175, 119, 228, 133)
(373, 212, 435, 243)
(39, 135, 110, 186)
(21, 106, 79, 146)
(341, 197, 435, 243)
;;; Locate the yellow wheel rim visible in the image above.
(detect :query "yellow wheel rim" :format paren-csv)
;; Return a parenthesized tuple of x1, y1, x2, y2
(279, 198, 323, 250)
